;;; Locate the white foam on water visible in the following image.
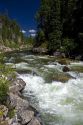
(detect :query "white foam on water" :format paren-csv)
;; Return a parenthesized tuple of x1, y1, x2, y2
(37, 56, 49, 59)
(14, 62, 29, 70)
(5, 63, 14, 65)
(68, 71, 83, 78)
(44, 62, 64, 72)
(70, 61, 83, 66)
(19, 74, 83, 124)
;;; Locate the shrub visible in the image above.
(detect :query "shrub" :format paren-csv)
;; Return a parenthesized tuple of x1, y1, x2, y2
(8, 108, 15, 118)
(0, 54, 15, 104)
(0, 77, 9, 104)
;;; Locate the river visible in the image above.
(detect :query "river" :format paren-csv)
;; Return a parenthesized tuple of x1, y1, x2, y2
(5, 51, 83, 125)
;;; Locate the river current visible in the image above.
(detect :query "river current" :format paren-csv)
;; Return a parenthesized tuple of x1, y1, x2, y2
(5, 51, 83, 125)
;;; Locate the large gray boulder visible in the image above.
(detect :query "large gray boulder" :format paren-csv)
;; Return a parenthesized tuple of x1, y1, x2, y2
(18, 110, 34, 125)
(9, 93, 29, 110)
(9, 78, 26, 95)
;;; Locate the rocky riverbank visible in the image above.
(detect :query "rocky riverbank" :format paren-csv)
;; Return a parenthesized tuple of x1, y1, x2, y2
(0, 76, 42, 125)
(0, 45, 28, 53)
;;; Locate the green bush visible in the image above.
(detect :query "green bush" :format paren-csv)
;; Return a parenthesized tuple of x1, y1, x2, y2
(8, 108, 15, 118)
(0, 54, 15, 104)
(0, 77, 9, 104)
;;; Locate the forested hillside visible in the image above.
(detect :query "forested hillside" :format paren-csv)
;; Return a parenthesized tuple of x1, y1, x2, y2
(0, 14, 24, 48)
(35, 0, 83, 57)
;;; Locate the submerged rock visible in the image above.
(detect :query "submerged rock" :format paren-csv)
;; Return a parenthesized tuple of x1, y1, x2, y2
(57, 59, 70, 65)
(52, 73, 72, 82)
(70, 65, 83, 73)
(43, 69, 73, 83)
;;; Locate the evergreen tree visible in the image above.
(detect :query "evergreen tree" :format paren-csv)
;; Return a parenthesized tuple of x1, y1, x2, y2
(48, 0, 62, 52)
(36, 0, 78, 56)
(0, 14, 24, 47)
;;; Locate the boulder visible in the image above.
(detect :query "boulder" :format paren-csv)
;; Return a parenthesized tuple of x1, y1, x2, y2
(57, 59, 70, 65)
(8, 93, 42, 125)
(7, 75, 42, 125)
(9, 93, 29, 110)
(7, 117, 21, 125)
(9, 78, 26, 95)
(52, 73, 72, 83)
(53, 51, 65, 58)
(12, 78, 26, 90)
(18, 110, 34, 125)
(28, 118, 41, 125)
(0, 120, 9, 125)
(0, 105, 8, 121)
(63, 66, 70, 72)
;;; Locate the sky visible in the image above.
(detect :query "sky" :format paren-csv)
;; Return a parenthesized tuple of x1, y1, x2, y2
(0, 0, 40, 36)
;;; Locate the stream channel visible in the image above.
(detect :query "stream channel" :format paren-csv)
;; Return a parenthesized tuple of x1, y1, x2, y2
(4, 51, 83, 125)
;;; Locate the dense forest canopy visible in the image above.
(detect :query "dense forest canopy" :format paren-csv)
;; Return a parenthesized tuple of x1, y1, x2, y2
(35, 0, 83, 57)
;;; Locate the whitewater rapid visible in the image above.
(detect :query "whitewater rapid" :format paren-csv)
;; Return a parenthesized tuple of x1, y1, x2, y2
(5, 52, 83, 125)
(19, 72, 83, 125)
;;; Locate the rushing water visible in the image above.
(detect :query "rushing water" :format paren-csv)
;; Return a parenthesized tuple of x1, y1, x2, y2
(5, 51, 83, 125)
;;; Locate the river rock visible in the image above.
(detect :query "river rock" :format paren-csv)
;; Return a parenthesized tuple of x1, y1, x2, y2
(53, 51, 65, 58)
(0, 105, 8, 121)
(18, 110, 34, 125)
(9, 78, 26, 95)
(9, 93, 29, 110)
(28, 117, 41, 125)
(33, 47, 48, 53)
(11, 123, 20, 125)
(0, 120, 9, 125)
(63, 66, 70, 72)
(53, 73, 72, 83)
(57, 59, 70, 65)
(12, 78, 26, 90)
(8, 93, 42, 125)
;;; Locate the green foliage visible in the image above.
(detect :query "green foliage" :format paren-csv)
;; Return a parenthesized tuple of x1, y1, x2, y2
(0, 14, 25, 48)
(25, 36, 35, 48)
(61, 38, 75, 54)
(8, 108, 15, 118)
(36, 29, 45, 46)
(0, 54, 15, 104)
(36, 0, 83, 56)
(0, 110, 4, 116)
(0, 77, 9, 103)
(35, 0, 63, 52)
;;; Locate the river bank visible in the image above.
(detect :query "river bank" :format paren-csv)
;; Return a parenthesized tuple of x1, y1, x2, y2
(0, 45, 29, 53)
(0, 72, 42, 125)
